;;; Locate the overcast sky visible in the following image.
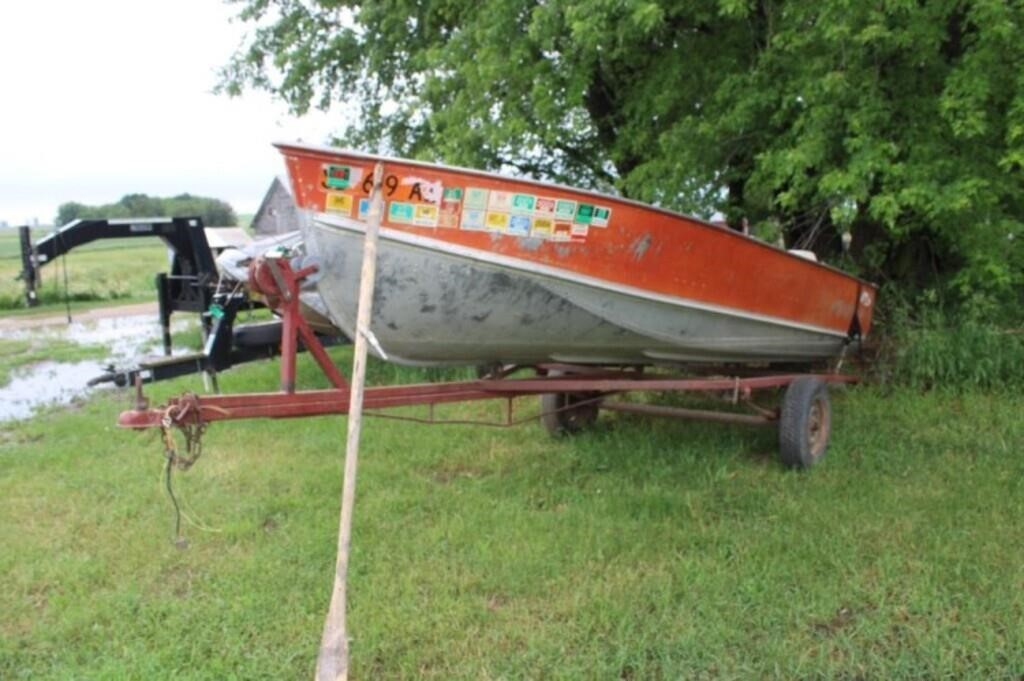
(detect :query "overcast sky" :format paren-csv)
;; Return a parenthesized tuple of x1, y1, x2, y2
(0, 0, 341, 226)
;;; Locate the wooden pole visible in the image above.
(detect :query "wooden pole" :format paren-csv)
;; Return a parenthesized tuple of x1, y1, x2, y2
(315, 162, 385, 681)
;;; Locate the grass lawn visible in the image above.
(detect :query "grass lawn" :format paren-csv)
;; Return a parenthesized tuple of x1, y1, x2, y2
(0, 230, 172, 313)
(1, 347, 1021, 679)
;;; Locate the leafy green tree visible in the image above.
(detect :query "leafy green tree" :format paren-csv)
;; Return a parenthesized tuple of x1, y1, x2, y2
(55, 202, 89, 226)
(55, 194, 237, 227)
(220, 0, 1023, 313)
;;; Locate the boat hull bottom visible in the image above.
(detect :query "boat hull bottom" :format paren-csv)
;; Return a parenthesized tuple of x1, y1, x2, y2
(305, 217, 850, 367)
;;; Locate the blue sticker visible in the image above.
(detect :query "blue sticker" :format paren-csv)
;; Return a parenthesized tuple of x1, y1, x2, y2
(509, 214, 531, 236)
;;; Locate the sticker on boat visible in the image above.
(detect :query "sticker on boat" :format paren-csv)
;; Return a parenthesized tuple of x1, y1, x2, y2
(535, 197, 556, 215)
(554, 199, 576, 220)
(325, 192, 354, 215)
(488, 191, 513, 211)
(591, 206, 611, 227)
(512, 194, 536, 212)
(323, 164, 360, 190)
(485, 211, 509, 231)
(531, 217, 554, 237)
(461, 209, 485, 230)
(465, 187, 489, 210)
(438, 199, 460, 228)
(575, 203, 595, 224)
(414, 204, 439, 227)
(553, 222, 572, 240)
(389, 202, 415, 224)
(508, 214, 531, 235)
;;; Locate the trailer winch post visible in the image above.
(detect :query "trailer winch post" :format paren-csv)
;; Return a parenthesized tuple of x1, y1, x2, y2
(17, 226, 39, 307)
(316, 162, 385, 681)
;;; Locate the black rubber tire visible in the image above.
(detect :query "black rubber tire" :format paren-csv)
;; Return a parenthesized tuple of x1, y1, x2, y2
(233, 321, 283, 348)
(540, 391, 601, 436)
(778, 377, 831, 469)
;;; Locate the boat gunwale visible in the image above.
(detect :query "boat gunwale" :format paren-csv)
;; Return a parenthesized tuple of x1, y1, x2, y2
(307, 211, 852, 341)
(276, 140, 878, 290)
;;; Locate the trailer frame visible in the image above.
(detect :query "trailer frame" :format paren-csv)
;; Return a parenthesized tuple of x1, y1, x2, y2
(119, 257, 858, 469)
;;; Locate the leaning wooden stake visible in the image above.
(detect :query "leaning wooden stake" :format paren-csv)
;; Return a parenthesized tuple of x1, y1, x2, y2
(316, 162, 385, 681)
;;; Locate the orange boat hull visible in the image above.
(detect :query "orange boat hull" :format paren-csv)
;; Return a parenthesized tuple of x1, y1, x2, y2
(277, 142, 876, 366)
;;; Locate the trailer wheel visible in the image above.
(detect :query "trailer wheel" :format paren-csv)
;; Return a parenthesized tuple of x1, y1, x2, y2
(779, 377, 831, 469)
(540, 391, 601, 436)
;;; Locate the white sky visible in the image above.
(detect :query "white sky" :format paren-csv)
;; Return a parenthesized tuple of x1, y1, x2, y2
(0, 0, 343, 226)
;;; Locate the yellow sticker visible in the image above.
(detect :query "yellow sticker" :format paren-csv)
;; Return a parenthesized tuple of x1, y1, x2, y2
(413, 204, 439, 227)
(531, 217, 554, 237)
(325, 192, 354, 215)
(485, 211, 510, 231)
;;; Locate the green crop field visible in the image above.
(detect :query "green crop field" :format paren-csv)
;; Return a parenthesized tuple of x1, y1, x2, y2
(0, 229, 172, 313)
(1, 345, 1022, 679)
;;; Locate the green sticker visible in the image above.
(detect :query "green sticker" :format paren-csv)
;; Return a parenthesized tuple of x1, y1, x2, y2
(575, 203, 595, 224)
(324, 164, 352, 190)
(554, 199, 576, 220)
(443, 187, 464, 202)
(591, 206, 611, 227)
(512, 194, 536, 212)
(465, 187, 489, 210)
(389, 202, 415, 223)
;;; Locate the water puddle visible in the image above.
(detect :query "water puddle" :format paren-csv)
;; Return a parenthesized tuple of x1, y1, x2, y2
(0, 310, 196, 423)
(0, 360, 110, 421)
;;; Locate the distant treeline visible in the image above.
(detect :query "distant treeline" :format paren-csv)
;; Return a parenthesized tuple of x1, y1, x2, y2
(56, 193, 237, 227)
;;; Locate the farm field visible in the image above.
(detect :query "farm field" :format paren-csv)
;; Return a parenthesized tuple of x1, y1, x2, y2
(1, 347, 1022, 679)
(0, 229, 172, 314)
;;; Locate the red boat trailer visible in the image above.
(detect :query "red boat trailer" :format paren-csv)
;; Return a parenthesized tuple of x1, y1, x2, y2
(119, 257, 858, 469)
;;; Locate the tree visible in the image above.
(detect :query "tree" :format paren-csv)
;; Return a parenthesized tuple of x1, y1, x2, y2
(55, 194, 238, 227)
(220, 0, 1023, 314)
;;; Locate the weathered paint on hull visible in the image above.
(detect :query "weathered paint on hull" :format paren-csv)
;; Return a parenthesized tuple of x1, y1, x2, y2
(305, 214, 849, 366)
(279, 141, 877, 366)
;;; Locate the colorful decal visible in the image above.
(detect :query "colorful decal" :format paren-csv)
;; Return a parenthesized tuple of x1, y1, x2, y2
(465, 187, 489, 210)
(531, 217, 554, 237)
(414, 204, 439, 227)
(534, 197, 557, 216)
(461, 208, 486, 230)
(485, 211, 510, 231)
(508, 214, 531, 236)
(323, 164, 359, 190)
(575, 203, 595, 225)
(552, 222, 573, 241)
(591, 206, 611, 227)
(511, 193, 536, 212)
(439, 196, 461, 228)
(388, 201, 415, 224)
(554, 199, 577, 221)
(325, 192, 354, 215)
(349, 171, 615, 243)
(438, 207, 460, 228)
(488, 190, 513, 211)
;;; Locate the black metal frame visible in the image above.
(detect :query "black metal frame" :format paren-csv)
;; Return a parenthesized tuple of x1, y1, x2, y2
(17, 216, 350, 388)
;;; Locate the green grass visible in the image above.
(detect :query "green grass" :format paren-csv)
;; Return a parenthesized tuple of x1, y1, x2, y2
(1, 349, 1022, 679)
(0, 230, 171, 313)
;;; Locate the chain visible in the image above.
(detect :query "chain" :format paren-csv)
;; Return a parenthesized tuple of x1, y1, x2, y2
(158, 395, 206, 547)
(159, 395, 207, 470)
